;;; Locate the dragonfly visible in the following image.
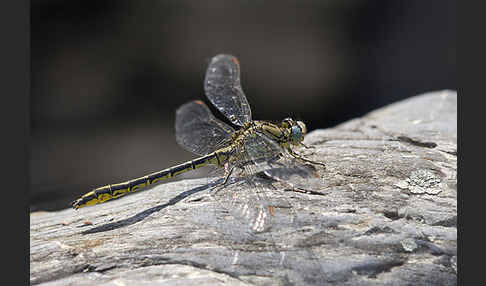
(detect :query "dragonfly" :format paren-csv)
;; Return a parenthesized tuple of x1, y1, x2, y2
(72, 54, 325, 232)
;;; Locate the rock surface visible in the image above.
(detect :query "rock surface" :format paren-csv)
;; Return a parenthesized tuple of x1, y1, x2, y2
(30, 90, 457, 285)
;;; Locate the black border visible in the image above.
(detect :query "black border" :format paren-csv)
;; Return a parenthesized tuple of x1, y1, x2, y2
(1, 0, 29, 284)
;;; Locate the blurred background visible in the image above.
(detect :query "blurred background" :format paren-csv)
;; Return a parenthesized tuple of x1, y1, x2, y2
(30, 0, 456, 211)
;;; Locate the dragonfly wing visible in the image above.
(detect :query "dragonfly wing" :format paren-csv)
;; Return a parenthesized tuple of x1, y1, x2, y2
(175, 100, 235, 156)
(207, 132, 328, 283)
(206, 134, 299, 234)
(263, 155, 326, 192)
(210, 175, 275, 234)
(202, 135, 327, 283)
(204, 54, 252, 126)
(207, 171, 327, 284)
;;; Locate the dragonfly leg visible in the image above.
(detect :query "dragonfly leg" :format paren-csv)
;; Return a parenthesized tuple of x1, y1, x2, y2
(211, 163, 235, 194)
(222, 163, 236, 185)
(300, 142, 314, 149)
(263, 170, 326, 196)
(288, 148, 326, 167)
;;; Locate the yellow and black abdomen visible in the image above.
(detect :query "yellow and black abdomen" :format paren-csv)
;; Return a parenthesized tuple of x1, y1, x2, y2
(71, 151, 226, 209)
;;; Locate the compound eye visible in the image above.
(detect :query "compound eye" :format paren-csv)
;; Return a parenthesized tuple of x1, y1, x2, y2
(291, 125, 303, 142)
(296, 121, 307, 135)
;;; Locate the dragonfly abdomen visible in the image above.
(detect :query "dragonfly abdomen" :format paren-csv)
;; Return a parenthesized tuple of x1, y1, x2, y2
(71, 152, 225, 209)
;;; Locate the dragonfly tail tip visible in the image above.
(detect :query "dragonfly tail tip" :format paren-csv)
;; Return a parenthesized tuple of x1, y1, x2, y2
(71, 199, 81, 210)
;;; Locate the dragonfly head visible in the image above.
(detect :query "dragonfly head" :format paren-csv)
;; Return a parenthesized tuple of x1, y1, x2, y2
(283, 118, 307, 145)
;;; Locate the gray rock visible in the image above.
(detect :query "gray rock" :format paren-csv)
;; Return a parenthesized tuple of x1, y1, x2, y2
(30, 90, 457, 285)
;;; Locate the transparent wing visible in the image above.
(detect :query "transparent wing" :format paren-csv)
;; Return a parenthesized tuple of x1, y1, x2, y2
(204, 54, 252, 126)
(208, 131, 318, 234)
(175, 100, 235, 156)
(205, 173, 327, 285)
(210, 175, 277, 234)
(240, 134, 328, 283)
(209, 165, 295, 236)
(191, 132, 327, 284)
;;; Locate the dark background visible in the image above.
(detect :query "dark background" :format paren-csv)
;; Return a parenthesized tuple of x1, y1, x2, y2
(30, 0, 456, 211)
